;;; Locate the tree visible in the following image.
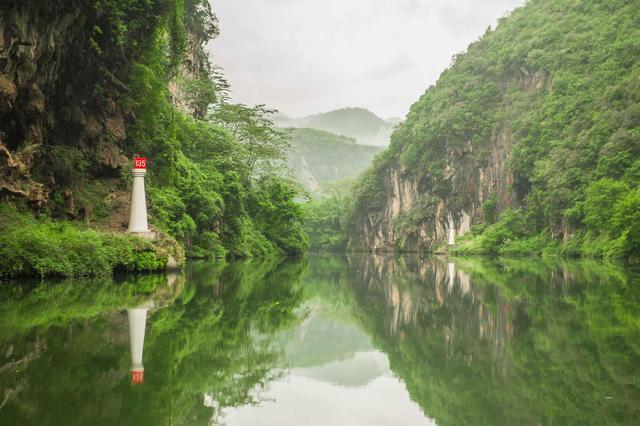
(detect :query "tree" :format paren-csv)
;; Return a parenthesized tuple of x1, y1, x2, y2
(210, 104, 290, 177)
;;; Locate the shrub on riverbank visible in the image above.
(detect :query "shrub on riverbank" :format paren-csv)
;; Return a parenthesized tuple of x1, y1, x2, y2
(0, 205, 173, 278)
(451, 203, 640, 260)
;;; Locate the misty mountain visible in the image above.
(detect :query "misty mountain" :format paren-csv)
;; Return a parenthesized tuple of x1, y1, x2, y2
(384, 117, 403, 125)
(285, 128, 383, 192)
(275, 107, 395, 146)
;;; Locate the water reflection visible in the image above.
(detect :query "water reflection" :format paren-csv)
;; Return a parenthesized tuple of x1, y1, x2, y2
(127, 308, 147, 385)
(0, 256, 638, 425)
(222, 310, 432, 425)
(344, 255, 640, 425)
(285, 314, 383, 387)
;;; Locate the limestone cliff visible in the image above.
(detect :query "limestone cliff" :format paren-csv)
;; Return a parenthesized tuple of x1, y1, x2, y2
(0, 1, 215, 219)
(0, 1, 150, 212)
(352, 124, 518, 252)
(350, 0, 640, 255)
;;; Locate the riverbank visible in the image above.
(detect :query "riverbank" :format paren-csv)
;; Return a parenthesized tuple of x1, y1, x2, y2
(0, 205, 184, 278)
(448, 212, 638, 261)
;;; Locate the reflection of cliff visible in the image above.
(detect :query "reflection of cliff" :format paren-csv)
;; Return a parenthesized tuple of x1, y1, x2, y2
(348, 255, 514, 364)
(345, 255, 640, 425)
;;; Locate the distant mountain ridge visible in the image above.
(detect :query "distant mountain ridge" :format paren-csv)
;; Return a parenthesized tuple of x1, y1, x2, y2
(284, 128, 382, 192)
(275, 107, 395, 146)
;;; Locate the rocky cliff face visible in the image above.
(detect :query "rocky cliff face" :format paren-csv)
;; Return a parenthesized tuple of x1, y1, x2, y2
(348, 0, 628, 253)
(0, 1, 209, 215)
(0, 0, 178, 217)
(0, 1, 162, 214)
(349, 57, 550, 253)
(352, 123, 517, 252)
(351, 0, 640, 258)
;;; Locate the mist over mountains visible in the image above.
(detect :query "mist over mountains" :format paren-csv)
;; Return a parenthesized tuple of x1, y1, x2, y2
(275, 107, 397, 147)
(284, 128, 382, 192)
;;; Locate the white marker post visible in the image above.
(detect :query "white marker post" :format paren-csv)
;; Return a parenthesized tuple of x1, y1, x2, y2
(128, 155, 149, 233)
(448, 215, 456, 246)
(128, 308, 148, 385)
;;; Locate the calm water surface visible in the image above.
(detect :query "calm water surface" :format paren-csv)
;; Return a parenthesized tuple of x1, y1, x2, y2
(1, 255, 638, 425)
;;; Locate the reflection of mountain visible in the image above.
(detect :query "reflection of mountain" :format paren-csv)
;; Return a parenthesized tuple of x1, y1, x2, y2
(344, 255, 640, 425)
(285, 314, 387, 387)
(2, 256, 639, 425)
(223, 305, 430, 425)
(292, 351, 389, 388)
(285, 315, 372, 367)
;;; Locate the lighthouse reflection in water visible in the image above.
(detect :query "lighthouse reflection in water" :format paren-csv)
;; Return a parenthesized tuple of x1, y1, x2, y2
(127, 308, 148, 385)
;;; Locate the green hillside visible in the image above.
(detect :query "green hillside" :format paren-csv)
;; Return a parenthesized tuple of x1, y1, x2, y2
(277, 107, 394, 146)
(0, 0, 308, 277)
(286, 128, 382, 192)
(348, 0, 640, 259)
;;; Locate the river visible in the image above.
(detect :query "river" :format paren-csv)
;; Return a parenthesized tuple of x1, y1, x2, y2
(1, 255, 638, 425)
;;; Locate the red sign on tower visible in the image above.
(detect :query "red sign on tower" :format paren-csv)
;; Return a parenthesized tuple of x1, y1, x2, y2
(134, 156, 147, 169)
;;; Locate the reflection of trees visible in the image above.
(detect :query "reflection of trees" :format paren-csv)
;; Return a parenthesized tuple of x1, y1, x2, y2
(343, 255, 640, 425)
(2, 256, 638, 425)
(0, 274, 175, 424)
(131, 259, 306, 424)
(0, 274, 172, 340)
(0, 259, 306, 425)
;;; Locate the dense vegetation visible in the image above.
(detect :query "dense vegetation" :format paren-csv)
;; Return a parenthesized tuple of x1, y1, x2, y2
(286, 128, 382, 191)
(351, 0, 640, 259)
(102, 1, 308, 259)
(0, 205, 181, 277)
(0, 0, 308, 277)
(304, 180, 355, 251)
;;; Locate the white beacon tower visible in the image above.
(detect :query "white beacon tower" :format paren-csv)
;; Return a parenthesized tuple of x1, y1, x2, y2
(128, 308, 148, 385)
(128, 155, 149, 233)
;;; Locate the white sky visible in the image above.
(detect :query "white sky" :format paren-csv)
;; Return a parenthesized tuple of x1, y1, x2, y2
(208, 0, 525, 118)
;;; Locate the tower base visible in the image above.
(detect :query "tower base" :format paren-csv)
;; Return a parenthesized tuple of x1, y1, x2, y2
(127, 230, 159, 241)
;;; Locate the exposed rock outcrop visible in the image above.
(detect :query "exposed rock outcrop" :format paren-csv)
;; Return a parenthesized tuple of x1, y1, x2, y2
(351, 126, 516, 252)
(0, 1, 140, 210)
(349, 0, 640, 256)
(0, 136, 46, 204)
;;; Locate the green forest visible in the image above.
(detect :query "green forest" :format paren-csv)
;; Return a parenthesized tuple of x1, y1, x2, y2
(348, 0, 640, 259)
(0, 0, 308, 277)
(285, 128, 382, 191)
